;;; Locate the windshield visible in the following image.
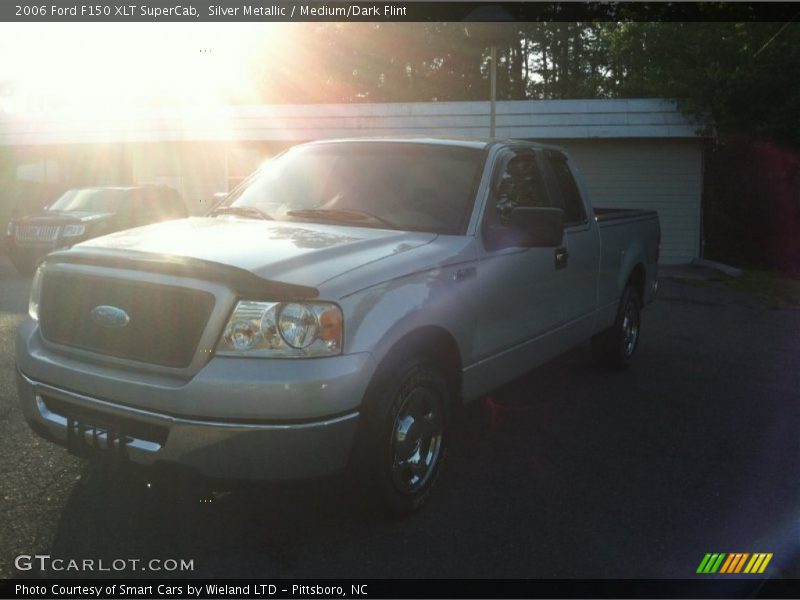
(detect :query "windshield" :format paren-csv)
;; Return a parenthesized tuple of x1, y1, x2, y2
(219, 143, 484, 234)
(48, 188, 126, 213)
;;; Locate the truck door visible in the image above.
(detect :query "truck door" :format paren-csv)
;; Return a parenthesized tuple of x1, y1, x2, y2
(542, 149, 601, 340)
(473, 147, 566, 386)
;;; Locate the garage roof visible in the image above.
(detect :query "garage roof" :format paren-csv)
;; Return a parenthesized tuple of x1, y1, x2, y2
(0, 98, 704, 146)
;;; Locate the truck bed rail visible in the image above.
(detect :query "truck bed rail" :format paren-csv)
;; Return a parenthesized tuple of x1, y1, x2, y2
(594, 207, 658, 222)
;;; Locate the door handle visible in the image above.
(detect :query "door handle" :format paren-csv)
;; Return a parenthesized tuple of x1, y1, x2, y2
(555, 247, 569, 269)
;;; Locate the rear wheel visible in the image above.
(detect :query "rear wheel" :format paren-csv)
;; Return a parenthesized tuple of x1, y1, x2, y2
(350, 356, 448, 516)
(592, 284, 642, 370)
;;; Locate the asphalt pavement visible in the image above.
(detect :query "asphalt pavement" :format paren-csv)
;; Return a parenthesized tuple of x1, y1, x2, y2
(1, 255, 798, 579)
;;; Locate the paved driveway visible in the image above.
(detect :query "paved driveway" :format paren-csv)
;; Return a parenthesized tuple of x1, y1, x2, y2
(0, 256, 798, 579)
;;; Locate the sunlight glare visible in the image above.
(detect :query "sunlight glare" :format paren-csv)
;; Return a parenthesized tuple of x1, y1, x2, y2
(0, 23, 283, 112)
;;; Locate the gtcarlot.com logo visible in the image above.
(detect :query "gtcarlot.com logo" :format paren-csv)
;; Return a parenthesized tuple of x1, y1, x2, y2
(15, 554, 194, 573)
(696, 552, 773, 574)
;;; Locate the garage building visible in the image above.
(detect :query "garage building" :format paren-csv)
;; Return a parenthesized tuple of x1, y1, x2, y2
(0, 98, 704, 264)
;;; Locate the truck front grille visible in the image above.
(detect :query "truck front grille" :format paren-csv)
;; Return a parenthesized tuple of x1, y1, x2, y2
(16, 224, 60, 242)
(39, 271, 215, 368)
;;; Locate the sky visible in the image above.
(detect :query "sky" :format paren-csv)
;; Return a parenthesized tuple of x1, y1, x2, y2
(0, 23, 282, 112)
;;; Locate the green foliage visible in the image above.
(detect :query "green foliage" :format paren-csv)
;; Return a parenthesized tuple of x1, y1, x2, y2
(242, 19, 800, 144)
(602, 21, 800, 143)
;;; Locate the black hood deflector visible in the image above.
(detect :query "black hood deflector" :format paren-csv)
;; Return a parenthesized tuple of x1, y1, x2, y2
(44, 248, 319, 300)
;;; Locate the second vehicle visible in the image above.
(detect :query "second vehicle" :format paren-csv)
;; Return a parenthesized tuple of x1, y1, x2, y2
(5, 184, 187, 274)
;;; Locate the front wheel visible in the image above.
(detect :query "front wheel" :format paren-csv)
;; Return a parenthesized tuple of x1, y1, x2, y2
(592, 284, 642, 370)
(349, 357, 449, 516)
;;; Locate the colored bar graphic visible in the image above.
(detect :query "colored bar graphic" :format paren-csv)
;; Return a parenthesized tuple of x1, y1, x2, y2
(719, 553, 756, 574)
(697, 553, 727, 573)
(734, 553, 750, 573)
(697, 554, 711, 573)
(700, 552, 773, 575)
(748, 554, 764, 573)
(711, 553, 726, 573)
(744, 553, 774, 574)
(719, 554, 736, 573)
(758, 553, 773, 573)
(697, 554, 713, 574)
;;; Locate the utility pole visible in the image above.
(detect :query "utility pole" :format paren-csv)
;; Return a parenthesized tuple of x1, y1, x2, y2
(463, 14, 511, 139)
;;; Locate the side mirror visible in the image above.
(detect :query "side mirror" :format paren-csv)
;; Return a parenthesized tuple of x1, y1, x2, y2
(505, 207, 564, 248)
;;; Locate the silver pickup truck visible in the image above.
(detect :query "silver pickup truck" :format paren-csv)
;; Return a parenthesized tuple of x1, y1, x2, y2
(16, 138, 659, 514)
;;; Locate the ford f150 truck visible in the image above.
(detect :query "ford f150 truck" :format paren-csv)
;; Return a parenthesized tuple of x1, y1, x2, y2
(16, 139, 659, 514)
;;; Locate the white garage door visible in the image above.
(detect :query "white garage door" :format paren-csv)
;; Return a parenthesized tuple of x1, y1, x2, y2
(555, 139, 703, 265)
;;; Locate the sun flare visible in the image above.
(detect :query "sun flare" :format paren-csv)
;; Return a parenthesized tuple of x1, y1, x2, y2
(0, 23, 286, 112)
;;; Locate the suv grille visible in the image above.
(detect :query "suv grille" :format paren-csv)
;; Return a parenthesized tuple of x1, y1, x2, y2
(39, 271, 215, 368)
(16, 224, 60, 242)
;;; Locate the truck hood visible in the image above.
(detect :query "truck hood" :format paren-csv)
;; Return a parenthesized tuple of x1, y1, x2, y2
(75, 216, 438, 288)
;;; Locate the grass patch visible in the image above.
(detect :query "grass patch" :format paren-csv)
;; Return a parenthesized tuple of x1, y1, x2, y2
(722, 270, 800, 309)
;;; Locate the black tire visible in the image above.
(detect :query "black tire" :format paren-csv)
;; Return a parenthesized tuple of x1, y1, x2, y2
(349, 356, 449, 516)
(592, 284, 642, 370)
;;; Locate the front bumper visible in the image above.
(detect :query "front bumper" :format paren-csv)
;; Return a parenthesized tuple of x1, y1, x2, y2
(17, 369, 360, 481)
(16, 318, 374, 481)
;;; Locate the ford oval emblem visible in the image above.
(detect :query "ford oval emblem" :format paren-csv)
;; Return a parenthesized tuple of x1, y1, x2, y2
(90, 305, 130, 329)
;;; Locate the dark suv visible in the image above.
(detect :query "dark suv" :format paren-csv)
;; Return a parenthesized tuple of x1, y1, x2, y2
(5, 185, 187, 274)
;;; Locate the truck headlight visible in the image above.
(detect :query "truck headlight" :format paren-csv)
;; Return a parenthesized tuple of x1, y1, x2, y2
(61, 224, 86, 237)
(5, 222, 14, 236)
(217, 301, 343, 357)
(29, 262, 45, 321)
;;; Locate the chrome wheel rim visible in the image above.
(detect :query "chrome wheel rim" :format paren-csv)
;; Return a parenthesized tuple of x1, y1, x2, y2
(622, 299, 640, 357)
(390, 386, 443, 495)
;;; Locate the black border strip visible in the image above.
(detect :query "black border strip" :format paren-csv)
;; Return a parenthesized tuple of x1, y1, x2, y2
(2, 578, 800, 599)
(4, 2, 800, 23)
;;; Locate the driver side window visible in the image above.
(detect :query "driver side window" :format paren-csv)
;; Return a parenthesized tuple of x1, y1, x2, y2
(486, 148, 551, 228)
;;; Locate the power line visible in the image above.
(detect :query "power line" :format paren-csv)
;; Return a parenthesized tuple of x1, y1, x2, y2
(753, 15, 799, 59)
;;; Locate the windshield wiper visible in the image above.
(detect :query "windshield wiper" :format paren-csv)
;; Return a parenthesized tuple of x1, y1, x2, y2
(284, 208, 396, 229)
(211, 205, 273, 220)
